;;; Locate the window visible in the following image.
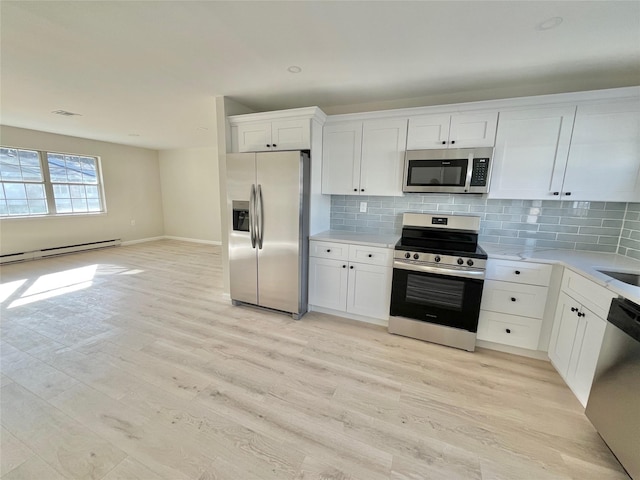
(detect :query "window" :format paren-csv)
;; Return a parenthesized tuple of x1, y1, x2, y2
(0, 146, 104, 217)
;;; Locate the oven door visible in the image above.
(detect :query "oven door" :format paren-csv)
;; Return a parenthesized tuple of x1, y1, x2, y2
(390, 262, 484, 332)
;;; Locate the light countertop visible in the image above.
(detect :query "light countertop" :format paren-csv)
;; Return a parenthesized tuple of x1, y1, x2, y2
(310, 230, 400, 249)
(309, 232, 640, 304)
(482, 243, 640, 305)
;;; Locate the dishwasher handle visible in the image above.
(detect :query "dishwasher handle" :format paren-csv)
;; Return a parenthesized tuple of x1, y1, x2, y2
(608, 298, 640, 343)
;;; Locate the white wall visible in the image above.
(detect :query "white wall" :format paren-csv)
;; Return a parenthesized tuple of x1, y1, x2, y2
(158, 147, 220, 243)
(0, 125, 164, 255)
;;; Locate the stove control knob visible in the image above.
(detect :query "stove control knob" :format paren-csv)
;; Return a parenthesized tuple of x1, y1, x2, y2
(413, 253, 420, 260)
(467, 259, 474, 266)
(434, 255, 441, 263)
(457, 258, 464, 265)
(404, 252, 411, 259)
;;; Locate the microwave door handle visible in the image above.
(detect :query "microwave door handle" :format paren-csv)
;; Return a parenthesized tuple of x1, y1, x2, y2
(464, 153, 473, 190)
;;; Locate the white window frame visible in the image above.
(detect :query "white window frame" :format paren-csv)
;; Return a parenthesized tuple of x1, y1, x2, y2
(0, 145, 106, 218)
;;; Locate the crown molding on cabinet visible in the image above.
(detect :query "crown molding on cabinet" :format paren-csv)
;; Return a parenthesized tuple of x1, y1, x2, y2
(227, 106, 327, 125)
(323, 86, 640, 124)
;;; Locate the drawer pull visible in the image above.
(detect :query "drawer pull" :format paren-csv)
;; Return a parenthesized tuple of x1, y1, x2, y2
(577, 312, 585, 317)
(342, 265, 346, 268)
(510, 297, 516, 302)
(350, 265, 354, 269)
(571, 307, 578, 312)
(514, 270, 521, 275)
(326, 249, 331, 253)
(506, 328, 511, 334)
(368, 254, 373, 258)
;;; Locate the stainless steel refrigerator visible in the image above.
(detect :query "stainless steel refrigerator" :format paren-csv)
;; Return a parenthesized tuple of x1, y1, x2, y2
(226, 151, 310, 319)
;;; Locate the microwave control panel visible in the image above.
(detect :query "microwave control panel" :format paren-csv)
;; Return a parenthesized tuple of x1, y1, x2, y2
(470, 158, 489, 186)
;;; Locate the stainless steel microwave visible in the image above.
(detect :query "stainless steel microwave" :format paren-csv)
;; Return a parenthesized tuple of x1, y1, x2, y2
(403, 147, 493, 194)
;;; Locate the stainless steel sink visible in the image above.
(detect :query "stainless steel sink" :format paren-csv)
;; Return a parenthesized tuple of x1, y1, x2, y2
(597, 269, 640, 287)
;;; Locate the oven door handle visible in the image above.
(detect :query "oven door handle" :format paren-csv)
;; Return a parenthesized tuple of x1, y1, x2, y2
(393, 260, 485, 280)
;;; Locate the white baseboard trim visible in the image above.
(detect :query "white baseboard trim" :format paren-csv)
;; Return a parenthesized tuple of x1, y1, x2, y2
(308, 305, 389, 327)
(475, 340, 550, 360)
(121, 236, 222, 247)
(121, 236, 165, 246)
(163, 236, 222, 246)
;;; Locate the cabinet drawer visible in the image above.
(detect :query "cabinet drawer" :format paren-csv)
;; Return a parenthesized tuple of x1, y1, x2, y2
(561, 269, 616, 320)
(485, 259, 552, 286)
(348, 244, 392, 267)
(309, 241, 349, 261)
(477, 310, 542, 350)
(480, 280, 548, 319)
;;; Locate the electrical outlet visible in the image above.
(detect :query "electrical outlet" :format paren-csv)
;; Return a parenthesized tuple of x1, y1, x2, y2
(360, 202, 367, 213)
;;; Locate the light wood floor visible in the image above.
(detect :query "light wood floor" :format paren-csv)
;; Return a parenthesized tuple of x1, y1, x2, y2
(0, 240, 629, 480)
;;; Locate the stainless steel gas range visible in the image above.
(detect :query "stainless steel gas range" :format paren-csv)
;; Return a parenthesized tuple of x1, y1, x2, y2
(389, 213, 487, 351)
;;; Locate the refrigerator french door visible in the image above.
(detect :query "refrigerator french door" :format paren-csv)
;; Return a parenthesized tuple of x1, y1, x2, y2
(227, 151, 310, 319)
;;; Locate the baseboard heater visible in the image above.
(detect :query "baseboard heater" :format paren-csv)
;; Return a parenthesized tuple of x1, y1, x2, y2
(0, 239, 121, 264)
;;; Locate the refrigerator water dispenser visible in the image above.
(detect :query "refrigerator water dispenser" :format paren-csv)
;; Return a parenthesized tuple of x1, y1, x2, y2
(232, 200, 250, 232)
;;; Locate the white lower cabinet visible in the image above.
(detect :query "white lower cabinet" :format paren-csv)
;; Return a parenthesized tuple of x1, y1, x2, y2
(308, 257, 349, 311)
(477, 310, 542, 350)
(309, 241, 392, 322)
(548, 270, 615, 407)
(478, 259, 552, 351)
(346, 262, 392, 319)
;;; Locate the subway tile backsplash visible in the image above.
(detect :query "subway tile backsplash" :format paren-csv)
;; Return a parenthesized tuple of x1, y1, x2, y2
(330, 195, 638, 259)
(618, 202, 640, 261)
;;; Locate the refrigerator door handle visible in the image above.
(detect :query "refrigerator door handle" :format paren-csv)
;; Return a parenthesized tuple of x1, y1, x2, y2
(257, 184, 264, 249)
(249, 184, 257, 248)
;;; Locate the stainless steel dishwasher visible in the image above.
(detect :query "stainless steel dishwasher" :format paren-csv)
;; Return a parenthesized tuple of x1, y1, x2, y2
(585, 297, 640, 480)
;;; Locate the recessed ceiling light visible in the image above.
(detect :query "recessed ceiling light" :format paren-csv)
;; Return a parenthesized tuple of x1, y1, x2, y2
(535, 16, 563, 31)
(287, 65, 302, 74)
(52, 109, 81, 116)
(128, 133, 140, 137)
(197, 126, 209, 131)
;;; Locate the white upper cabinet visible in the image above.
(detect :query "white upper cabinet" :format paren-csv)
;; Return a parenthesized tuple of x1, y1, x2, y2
(360, 118, 408, 196)
(562, 101, 640, 202)
(406, 111, 498, 149)
(490, 98, 640, 201)
(235, 119, 310, 152)
(229, 107, 326, 153)
(489, 106, 576, 200)
(406, 114, 450, 149)
(322, 118, 407, 196)
(321, 122, 362, 195)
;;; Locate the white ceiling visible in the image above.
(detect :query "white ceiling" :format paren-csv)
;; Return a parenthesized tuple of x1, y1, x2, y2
(1, 1, 639, 150)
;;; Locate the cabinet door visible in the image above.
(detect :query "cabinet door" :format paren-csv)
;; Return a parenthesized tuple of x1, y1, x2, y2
(449, 111, 498, 148)
(271, 119, 310, 151)
(548, 291, 581, 378)
(566, 305, 607, 407)
(322, 122, 363, 195)
(346, 263, 392, 320)
(489, 106, 575, 199)
(308, 257, 348, 311)
(236, 122, 272, 152)
(406, 114, 451, 149)
(360, 118, 408, 196)
(563, 100, 640, 202)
